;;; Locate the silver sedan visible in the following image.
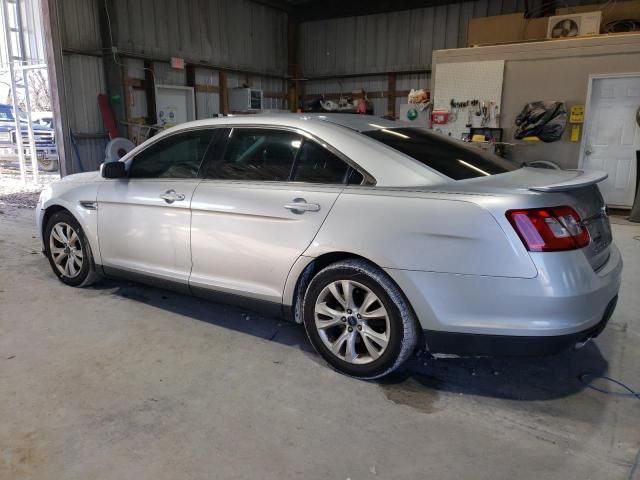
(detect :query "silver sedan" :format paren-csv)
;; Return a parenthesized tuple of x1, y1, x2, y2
(36, 114, 622, 379)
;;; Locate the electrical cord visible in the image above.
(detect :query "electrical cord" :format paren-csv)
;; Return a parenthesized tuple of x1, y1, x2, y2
(578, 373, 640, 479)
(579, 373, 640, 399)
(104, 0, 157, 87)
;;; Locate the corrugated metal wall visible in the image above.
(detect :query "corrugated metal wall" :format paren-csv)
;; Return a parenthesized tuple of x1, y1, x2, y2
(298, 0, 528, 76)
(56, 0, 288, 172)
(111, 0, 287, 76)
(299, 0, 595, 76)
(299, 0, 594, 114)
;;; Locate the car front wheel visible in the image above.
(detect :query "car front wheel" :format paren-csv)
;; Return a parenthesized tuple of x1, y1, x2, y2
(44, 211, 100, 287)
(302, 259, 418, 379)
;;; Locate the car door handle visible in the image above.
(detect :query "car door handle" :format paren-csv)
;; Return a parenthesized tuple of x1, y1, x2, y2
(283, 198, 321, 214)
(159, 189, 186, 204)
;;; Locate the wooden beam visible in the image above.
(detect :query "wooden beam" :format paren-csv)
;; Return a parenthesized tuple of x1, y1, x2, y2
(302, 90, 418, 102)
(219, 71, 228, 114)
(263, 91, 287, 99)
(98, 0, 127, 139)
(387, 73, 397, 118)
(121, 64, 133, 139)
(186, 64, 197, 118)
(195, 84, 221, 94)
(144, 60, 156, 124)
(287, 17, 299, 112)
(304, 69, 431, 81)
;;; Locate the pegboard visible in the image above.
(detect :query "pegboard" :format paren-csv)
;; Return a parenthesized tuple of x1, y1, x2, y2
(432, 60, 505, 140)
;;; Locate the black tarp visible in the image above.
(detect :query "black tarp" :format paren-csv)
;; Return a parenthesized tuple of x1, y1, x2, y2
(514, 101, 568, 143)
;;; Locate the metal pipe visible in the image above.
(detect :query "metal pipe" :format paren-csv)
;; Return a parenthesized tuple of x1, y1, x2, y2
(14, 0, 39, 183)
(1, 0, 27, 184)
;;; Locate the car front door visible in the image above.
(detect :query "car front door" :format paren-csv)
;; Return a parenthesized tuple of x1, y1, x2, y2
(189, 127, 360, 304)
(97, 128, 222, 286)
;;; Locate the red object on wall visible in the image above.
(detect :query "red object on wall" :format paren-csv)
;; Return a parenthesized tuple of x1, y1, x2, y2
(98, 94, 118, 140)
(432, 110, 449, 125)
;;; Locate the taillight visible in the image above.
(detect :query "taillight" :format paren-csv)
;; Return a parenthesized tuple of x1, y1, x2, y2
(506, 206, 590, 252)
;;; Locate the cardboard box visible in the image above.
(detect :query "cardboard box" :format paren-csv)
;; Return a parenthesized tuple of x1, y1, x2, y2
(467, 13, 549, 46)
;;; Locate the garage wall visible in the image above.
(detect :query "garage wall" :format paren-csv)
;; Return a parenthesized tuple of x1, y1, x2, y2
(431, 34, 640, 169)
(298, 0, 594, 77)
(52, 0, 288, 173)
(110, 0, 287, 76)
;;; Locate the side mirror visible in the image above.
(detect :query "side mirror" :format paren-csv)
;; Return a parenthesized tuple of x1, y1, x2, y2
(101, 161, 127, 179)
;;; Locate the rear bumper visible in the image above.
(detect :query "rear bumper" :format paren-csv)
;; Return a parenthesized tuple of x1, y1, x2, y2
(424, 295, 618, 356)
(385, 242, 623, 354)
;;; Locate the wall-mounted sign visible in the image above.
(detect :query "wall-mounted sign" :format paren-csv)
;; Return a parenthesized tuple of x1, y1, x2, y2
(170, 57, 185, 70)
(570, 105, 585, 124)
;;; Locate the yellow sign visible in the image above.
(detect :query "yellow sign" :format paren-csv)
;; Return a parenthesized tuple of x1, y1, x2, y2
(570, 105, 585, 124)
(571, 124, 581, 142)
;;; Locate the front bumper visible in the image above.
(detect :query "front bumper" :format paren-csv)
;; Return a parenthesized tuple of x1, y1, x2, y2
(0, 146, 58, 160)
(385, 243, 623, 355)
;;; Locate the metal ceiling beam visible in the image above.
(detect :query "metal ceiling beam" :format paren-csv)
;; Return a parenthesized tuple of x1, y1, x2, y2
(249, 0, 293, 13)
(250, 0, 469, 20)
(290, 0, 470, 21)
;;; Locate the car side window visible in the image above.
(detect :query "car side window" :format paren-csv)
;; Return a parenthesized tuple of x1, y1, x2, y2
(206, 128, 301, 181)
(129, 129, 216, 179)
(291, 140, 350, 184)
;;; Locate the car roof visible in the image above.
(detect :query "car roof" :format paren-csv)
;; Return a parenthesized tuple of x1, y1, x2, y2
(165, 113, 407, 134)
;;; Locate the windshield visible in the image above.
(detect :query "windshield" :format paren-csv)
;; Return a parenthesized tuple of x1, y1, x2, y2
(0, 105, 28, 122)
(362, 127, 517, 180)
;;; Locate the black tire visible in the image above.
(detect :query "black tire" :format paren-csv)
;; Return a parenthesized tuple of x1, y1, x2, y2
(38, 158, 59, 172)
(44, 210, 101, 287)
(302, 259, 419, 380)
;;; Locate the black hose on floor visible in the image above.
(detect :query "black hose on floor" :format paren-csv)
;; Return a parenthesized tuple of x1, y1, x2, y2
(578, 373, 640, 479)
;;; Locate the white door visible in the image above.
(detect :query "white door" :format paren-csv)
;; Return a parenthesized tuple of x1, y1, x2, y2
(97, 129, 215, 283)
(582, 75, 640, 208)
(189, 127, 358, 304)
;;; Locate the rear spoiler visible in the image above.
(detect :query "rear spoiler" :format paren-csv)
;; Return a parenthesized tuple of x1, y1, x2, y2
(529, 170, 608, 192)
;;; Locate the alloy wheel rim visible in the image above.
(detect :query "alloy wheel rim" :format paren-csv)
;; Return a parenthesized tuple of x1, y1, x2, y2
(49, 222, 83, 278)
(314, 280, 390, 365)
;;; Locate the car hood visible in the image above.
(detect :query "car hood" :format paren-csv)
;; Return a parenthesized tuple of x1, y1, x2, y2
(58, 171, 101, 183)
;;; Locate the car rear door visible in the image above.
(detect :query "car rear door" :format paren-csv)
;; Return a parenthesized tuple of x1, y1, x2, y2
(189, 127, 356, 304)
(97, 128, 221, 287)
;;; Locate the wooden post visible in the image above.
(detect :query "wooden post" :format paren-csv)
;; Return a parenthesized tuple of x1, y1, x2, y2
(144, 60, 157, 124)
(387, 73, 397, 119)
(287, 17, 299, 112)
(219, 71, 228, 114)
(121, 63, 133, 139)
(186, 64, 197, 118)
(98, 0, 127, 138)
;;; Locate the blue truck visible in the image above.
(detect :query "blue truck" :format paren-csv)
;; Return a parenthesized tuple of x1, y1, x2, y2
(0, 103, 58, 171)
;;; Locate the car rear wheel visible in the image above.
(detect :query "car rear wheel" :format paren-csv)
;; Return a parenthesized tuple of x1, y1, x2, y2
(302, 259, 418, 379)
(44, 211, 100, 287)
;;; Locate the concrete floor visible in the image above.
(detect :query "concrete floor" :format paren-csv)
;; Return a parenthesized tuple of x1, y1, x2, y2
(1, 205, 638, 480)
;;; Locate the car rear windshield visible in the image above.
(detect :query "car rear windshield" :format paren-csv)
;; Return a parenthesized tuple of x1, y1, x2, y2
(362, 127, 517, 180)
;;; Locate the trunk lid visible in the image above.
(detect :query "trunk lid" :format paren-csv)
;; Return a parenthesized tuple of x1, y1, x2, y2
(455, 167, 612, 271)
